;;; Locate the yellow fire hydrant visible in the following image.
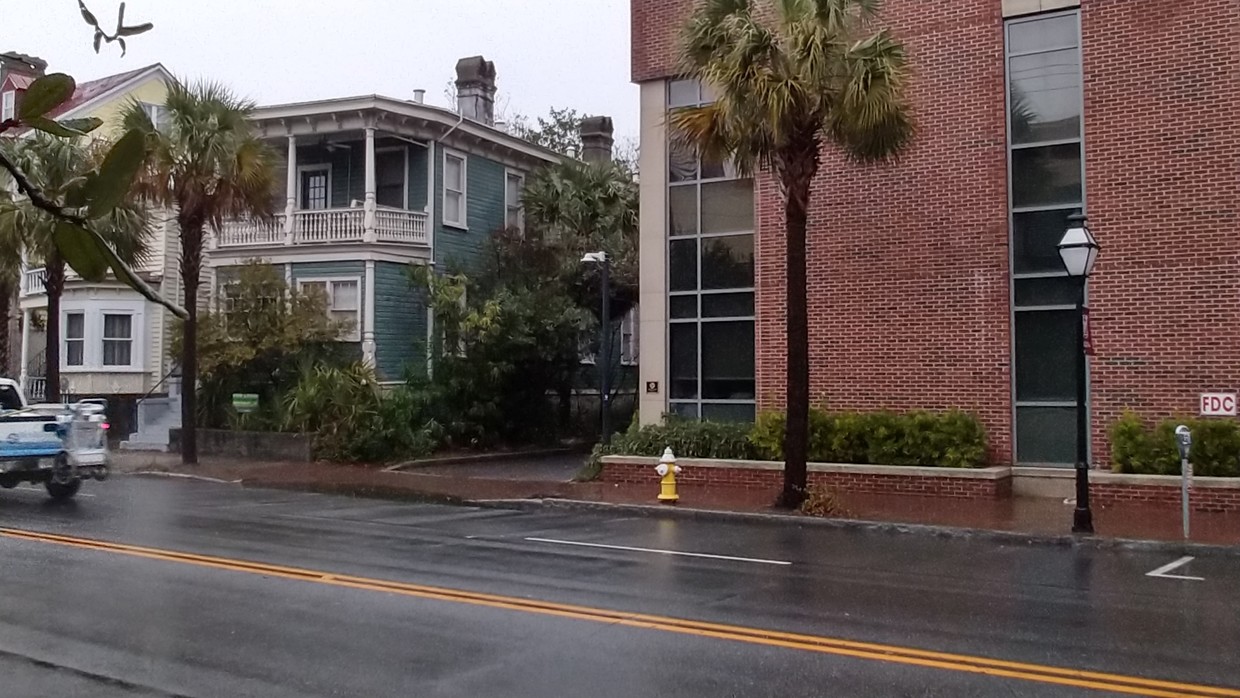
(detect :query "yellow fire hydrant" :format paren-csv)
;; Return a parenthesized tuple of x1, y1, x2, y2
(656, 447, 681, 504)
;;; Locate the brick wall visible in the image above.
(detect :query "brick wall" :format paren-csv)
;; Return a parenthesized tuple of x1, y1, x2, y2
(631, 0, 1240, 465)
(600, 461, 1010, 499)
(1091, 484, 1240, 514)
(1081, 0, 1240, 463)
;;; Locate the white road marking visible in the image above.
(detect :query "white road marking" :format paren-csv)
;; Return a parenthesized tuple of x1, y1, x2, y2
(1146, 556, 1204, 581)
(524, 537, 792, 566)
(12, 486, 97, 498)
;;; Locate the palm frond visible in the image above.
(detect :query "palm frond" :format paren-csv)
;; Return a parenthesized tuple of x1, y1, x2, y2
(828, 28, 914, 162)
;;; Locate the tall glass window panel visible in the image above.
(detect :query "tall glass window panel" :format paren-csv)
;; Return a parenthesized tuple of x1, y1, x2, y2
(1013, 208, 1081, 274)
(701, 321, 755, 400)
(669, 239, 698, 292)
(700, 180, 754, 235)
(701, 235, 754, 290)
(669, 323, 698, 399)
(1016, 406, 1079, 464)
(1014, 311, 1079, 402)
(668, 186, 698, 237)
(1010, 144, 1082, 208)
(1009, 49, 1082, 145)
(1007, 14, 1079, 54)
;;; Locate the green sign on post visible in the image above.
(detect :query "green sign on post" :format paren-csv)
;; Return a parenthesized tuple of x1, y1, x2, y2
(232, 393, 259, 414)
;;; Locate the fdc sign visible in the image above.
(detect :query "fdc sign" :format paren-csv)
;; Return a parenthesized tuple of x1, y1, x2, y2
(1200, 393, 1238, 417)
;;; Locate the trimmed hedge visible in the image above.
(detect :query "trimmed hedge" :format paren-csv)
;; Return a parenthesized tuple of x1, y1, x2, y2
(750, 409, 987, 469)
(1110, 411, 1240, 477)
(585, 409, 988, 475)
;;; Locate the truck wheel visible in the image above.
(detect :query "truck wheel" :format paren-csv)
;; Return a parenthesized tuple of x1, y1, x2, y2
(45, 479, 81, 501)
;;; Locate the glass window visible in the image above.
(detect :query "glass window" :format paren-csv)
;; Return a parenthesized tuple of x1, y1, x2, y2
(444, 153, 467, 227)
(1, 91, 14, 121)
(669, 402, 700, 420)
(299, 168, 329, 210)
(65, 312, 85, 367)
(668, 141, 698, 182)
(505, 172, 524, 231)
(1011, 144, 1082, 208)
(669, 323, 698, 399)
(700, 180, 754, 235)
(669, 239, 697, 292)
(701, 235, 754, 290)
(668, 186, 698, 237)
(1014, 277, 1079, 307)
(668, 79, 701, 108)
(702, 292, 754, 318)
(1016, 406, 1078, 465)
(669, 295, 697, 319)
(1008, 14, 1078, 55)
(102, 314, 133, 367)
(701, 321, 755, 400)
(1013, 208, 1080, 274)
(1009, 49, 1082, 145)
(702, 403, 756, 423)
(1015, 310, 1079, 402)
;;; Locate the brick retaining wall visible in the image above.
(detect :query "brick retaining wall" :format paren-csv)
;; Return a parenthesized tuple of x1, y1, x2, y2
(1091, 476, 1240, 514)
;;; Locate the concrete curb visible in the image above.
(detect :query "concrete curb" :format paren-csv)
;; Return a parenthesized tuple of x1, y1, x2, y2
(126, 471, 243, 485)
(468, 497, 1240, 559)
(383, 448, 582, 472)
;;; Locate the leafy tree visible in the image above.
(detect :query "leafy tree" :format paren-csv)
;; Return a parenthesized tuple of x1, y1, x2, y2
(0, 212, 19, 375)
(510, 107, 584, 157)
(122, 81, 277, 464)
(0, 134, 151, 401)
(670, 0, 913, 507)
(179, 262, 347, 428)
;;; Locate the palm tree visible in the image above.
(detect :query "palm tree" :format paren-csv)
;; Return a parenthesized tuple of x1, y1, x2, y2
(122, 80, 276, 464)
(670, 0, 913, 507)
(0, 134, 150, 402)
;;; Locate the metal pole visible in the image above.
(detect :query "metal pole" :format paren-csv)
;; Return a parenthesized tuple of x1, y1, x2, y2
(1072, 277, 1094, 534)
(600, 256, 611, 445)
(1176, 425, 1192, 540)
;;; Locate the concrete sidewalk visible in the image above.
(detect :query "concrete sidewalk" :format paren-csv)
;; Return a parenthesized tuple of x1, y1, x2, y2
(112, 452, 1240, 548)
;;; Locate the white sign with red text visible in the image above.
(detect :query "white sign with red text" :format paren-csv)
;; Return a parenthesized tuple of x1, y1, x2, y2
(1200, 393, 1238, 417)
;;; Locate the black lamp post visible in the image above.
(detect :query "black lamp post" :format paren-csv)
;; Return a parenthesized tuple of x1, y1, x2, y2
(582, 251, 612, 445)
(1058, 213, 1100, 535)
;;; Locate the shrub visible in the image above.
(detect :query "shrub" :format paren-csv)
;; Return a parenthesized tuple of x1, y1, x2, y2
(608, 416, 760, 461)
(748, 408, 987, 468)
(1111, 412, 1240, 477)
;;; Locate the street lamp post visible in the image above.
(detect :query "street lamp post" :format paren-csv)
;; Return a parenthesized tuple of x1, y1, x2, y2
(582, 251, 612, 445)
(1058, 213, 1100, 535)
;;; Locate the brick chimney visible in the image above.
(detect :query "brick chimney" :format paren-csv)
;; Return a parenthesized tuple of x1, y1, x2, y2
(455, 56, 496, 126)
(579, 116, 614, 164)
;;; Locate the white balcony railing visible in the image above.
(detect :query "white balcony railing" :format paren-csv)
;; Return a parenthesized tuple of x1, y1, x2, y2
(293, 208, 365, 244)
(21, 267, 47, 296)
(216, 214, 286, 247)
(374, 207, 429, 244)
(214, 207, 429, 249)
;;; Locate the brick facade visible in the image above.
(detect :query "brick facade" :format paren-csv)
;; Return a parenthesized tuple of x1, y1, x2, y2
(632, 0, 1240, 465)
(1091, 483, 1240, 515)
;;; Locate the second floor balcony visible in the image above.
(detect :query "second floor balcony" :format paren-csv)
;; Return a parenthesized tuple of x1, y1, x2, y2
(214, 206, 429, 248)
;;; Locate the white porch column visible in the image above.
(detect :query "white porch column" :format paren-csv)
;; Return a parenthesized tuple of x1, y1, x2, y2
(363, 127, 377, 242)
(362, 260, 376, 368)
(18, 308, 30, 390)
(284, 135, 297, 242)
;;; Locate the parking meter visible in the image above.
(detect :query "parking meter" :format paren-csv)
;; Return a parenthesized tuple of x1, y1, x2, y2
(1175, 425, 1191, 539)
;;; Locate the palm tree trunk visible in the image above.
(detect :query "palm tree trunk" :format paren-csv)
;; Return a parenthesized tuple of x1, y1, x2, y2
(0, 277, 12, 375)
(777, 175, 812, 509)
(179, 218, 204, 465)
(44, 258, 65, 404)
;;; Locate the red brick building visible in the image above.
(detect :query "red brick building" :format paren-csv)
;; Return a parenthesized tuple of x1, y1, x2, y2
(632, 0, 1240, 467)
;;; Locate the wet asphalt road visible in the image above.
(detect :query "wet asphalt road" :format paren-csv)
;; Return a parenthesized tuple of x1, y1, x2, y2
(0, 477, 1237, 697)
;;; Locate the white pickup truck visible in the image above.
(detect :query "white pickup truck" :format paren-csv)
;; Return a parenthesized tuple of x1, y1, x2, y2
(0, 378, 110, 500)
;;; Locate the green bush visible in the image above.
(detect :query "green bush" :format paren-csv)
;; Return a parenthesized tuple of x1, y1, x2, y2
(748, 408, 987, 468)
(1111, 411, 1240, 477)
(608, 417, 760, 461)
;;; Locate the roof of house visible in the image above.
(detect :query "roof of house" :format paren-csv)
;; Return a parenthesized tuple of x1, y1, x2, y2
(45, 64, 163, 120)
(4, 74, 34, 90)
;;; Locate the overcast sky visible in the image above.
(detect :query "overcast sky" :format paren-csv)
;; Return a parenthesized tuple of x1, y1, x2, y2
(6, 0, 638, 142)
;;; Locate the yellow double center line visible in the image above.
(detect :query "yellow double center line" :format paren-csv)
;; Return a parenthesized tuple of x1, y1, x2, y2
(2, 527, 1235, 697)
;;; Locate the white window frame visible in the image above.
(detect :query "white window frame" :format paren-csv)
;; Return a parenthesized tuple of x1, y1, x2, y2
(101, 313, 136, 368)
(139, 101, 168, 131)
(1, 91, 15, 122)
(504, 169, 525, 234)
(59, 301, 146, 372)
(375, 145, 410, 210)
(297, 277, 362, 342)
(64, 312, 86, 368)
(296, 164, 333, 210)
(442, 149, 468, 230)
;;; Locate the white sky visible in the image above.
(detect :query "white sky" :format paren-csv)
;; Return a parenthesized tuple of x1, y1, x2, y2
(5, 0, 639, 142)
